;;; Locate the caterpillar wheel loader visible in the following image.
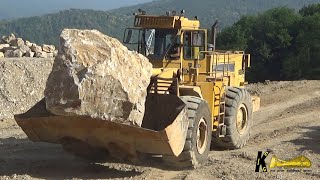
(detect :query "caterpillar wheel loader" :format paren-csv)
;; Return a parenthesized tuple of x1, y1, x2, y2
(15, 10, 260, 168)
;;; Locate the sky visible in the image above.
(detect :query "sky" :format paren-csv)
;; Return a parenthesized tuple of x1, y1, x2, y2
(0, 0, 154, 20)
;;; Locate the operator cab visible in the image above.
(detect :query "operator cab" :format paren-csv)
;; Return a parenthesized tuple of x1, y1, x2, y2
(124, 28, 180, 60)
(123, 27, 206, 66)
(123, 11, 204, 64)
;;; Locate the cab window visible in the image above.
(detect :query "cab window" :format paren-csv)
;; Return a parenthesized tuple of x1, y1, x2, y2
(183, 31, 205, 60)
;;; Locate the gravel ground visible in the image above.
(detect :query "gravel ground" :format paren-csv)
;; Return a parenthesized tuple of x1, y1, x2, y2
(0, 58, 54, 120)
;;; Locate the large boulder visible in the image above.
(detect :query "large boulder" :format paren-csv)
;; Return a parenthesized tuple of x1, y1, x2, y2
(44, 29, 152, 126)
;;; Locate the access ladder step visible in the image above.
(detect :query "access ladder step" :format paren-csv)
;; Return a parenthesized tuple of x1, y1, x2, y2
(218, 124, 227, 137)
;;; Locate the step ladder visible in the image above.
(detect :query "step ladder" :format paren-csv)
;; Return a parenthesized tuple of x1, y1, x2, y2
(213, 52, 231, 137)
(214, 85, 227, 137)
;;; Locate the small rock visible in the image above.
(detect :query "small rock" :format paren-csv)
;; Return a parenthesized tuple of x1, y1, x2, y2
(25, 40, 33, 47)
(19, 44, 31, 54)
(0, 44, 10, 52)
(12, 49, 23, 57)
(10, 38, 24, 47)
(11, 174, 17, 179)
(42, 44, 55, 53)
(264, 80, 271, 85)
(4, 50, 13, 57)
(53, 50, 58, 57)
(0, 36, 5, 44)
(30, 44, 42, 53)
(25, 51, 35, 57)
(0, 52, 4, 58)
(1, 33, 15, 44)
(3, 46, 17, 51)
(36, 51, 48, 58)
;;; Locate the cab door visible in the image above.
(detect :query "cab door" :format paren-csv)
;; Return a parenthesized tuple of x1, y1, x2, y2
(181, 30, 207, 84)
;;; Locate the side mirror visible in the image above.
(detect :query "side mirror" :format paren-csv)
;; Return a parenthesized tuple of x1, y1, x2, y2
(123, 29, 133, 44)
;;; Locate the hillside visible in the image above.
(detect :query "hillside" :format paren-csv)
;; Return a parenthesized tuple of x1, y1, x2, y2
(0, 0, 319, 46)
(0, 9, 131, 46)
(111, 0, 320, 28)
(0, 0, 152, 20)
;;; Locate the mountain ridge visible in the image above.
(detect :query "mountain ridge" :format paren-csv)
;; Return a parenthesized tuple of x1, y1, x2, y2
(0, 0, 319, 46)
(0, 0, 153, 20)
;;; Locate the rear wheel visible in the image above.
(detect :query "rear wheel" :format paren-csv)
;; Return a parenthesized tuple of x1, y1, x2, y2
(212, 87, 253, 149)
(163, 96, 212, 168)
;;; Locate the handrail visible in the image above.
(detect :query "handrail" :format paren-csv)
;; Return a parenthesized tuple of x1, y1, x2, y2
(196, 51, 233, 83)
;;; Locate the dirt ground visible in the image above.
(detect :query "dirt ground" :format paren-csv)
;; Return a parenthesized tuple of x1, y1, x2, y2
(0, 80, 319, 180)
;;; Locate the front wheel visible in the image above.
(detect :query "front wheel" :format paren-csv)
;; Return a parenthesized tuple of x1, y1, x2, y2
(163, 96, 212, 168)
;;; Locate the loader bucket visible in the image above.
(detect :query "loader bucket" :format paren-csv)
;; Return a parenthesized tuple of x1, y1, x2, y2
(15, 94, 189, 159)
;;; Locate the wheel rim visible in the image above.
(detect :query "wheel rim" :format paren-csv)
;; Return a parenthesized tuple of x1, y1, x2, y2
(236, 104, 248, 135)
(196, 117, 208, 154)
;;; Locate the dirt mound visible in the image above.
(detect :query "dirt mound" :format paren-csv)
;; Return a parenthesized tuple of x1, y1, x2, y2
(0, 58, 54, 120)
(246, 80, 320, 106)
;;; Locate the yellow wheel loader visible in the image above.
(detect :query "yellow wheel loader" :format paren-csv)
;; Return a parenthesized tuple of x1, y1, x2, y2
(15, 10, 260, 168)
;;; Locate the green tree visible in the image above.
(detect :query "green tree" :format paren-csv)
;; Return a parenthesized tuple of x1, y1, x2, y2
(218, 7, 300, 82)
(217, 16, 256, 50)
(282, 12, 320, 79)
(299, 3, 320, 16)
(247, 7, 300, 82)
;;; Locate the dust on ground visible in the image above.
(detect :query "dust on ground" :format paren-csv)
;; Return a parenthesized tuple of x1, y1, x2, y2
(0, 80, 319, 180)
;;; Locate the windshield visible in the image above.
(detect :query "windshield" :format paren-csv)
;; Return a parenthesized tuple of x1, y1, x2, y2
(124, 28, 178, 60)
(151, 29, 177, 60)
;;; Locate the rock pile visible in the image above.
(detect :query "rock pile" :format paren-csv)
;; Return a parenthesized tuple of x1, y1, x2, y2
(0, 33, 57, 58)
(44, 29, 153, 126)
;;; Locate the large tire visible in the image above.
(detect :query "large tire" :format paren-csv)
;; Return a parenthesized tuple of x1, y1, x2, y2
(163, 96, 212, 168)
(212, 87, 253, 149)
